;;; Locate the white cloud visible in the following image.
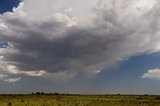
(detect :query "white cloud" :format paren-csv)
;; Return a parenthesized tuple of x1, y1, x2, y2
(12, 2, 25, 17)
(4, 77, 21, 83)
(0, 73, 8, 79)
(5, 65, 46, 77)
(0, 73, 21, 83)
(142, 68, 160, 79)
(64, 7, 73, 13)
(0, 22, 7, 31)
(53, 12, 77, 27)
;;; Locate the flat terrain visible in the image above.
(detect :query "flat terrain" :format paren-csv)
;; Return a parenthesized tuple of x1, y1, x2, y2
(1, 94, 160, 106)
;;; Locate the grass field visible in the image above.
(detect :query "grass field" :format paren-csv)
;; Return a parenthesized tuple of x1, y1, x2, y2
(1, 94, 160, 106)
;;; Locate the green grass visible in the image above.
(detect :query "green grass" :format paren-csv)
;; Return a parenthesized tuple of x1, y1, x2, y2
(0, 94, 160, 106)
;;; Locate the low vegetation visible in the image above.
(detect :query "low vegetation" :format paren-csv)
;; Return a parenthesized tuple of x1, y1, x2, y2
(0, 94, 160, 106)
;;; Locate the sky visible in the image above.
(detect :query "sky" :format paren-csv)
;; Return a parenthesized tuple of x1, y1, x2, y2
(0, 0, 160, 94)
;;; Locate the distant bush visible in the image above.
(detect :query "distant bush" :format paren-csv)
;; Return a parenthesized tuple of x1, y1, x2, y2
(154, 96, 160, 100)
(136, 97, 143, 100)
(67, 93, 71, 96)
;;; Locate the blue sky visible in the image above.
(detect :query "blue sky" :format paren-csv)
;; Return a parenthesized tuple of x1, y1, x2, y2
(0, 0, 160, 94)
(0, 0, 20, 14)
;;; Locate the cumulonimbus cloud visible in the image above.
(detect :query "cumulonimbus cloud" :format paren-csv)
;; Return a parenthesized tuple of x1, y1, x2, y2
(1, 0, 160, 81)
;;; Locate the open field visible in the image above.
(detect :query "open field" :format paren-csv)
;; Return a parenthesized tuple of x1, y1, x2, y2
(1, 94, 160, 106)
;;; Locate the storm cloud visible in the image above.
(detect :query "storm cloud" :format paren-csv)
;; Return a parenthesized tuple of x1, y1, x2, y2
(1, 0, 160, 80)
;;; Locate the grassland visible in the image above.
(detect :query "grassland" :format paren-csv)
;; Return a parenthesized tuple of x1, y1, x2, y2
(1, 94, 160, 106)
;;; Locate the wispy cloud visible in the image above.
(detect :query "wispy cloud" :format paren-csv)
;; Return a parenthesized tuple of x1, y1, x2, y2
(4, 77, 21, 83)
(5, 65, 46, 77)
(0, 73, 21, 83)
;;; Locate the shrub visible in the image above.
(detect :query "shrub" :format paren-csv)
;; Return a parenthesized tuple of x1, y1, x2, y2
(8, 102, 12, 106)
(136, 97, 143, 100)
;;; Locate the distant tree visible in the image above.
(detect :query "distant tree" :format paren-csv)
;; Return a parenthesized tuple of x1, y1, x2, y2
(54, 93, 58, 95)
(144, 94, 148, 96)
(41, 92, 45, 95)
(36, 92, 41, 95)
(118, 94, 121, 96)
